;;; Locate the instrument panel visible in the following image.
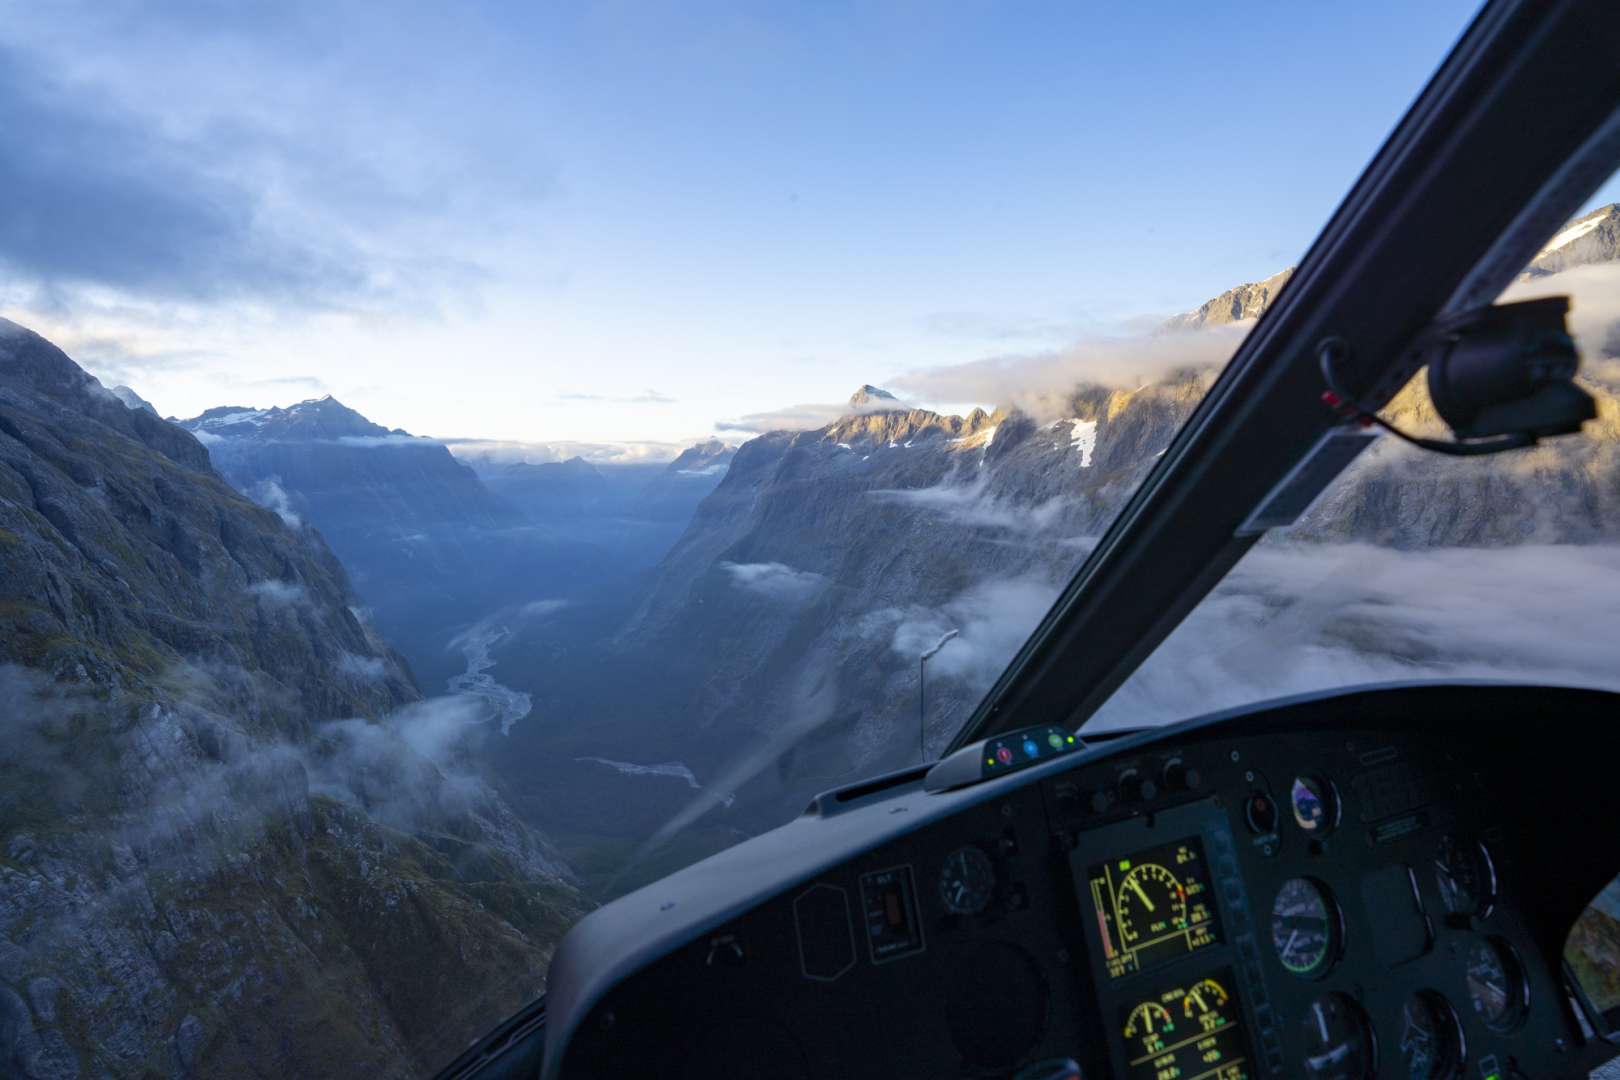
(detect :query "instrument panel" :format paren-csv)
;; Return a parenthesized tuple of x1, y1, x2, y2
(542, 684, 1620, 1079)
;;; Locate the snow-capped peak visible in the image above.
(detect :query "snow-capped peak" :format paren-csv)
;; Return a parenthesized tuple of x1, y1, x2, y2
(1536, 205, 1615, 256)
(849, 384, 900, 409)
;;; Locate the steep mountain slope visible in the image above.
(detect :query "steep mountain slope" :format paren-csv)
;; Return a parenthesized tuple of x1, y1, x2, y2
(0, 320, 584, 1078)
(636, 438, 737, 520)
(1523, 202, 1620, 277)
(1166, 267, 1295, 330)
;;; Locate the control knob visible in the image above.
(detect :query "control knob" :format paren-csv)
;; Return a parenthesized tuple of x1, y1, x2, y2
(1117, 769, 1158, 803)
(1162, 758, 1201, 792)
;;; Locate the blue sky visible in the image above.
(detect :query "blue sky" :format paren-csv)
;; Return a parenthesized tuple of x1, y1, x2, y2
(4, 0, 1600, 457)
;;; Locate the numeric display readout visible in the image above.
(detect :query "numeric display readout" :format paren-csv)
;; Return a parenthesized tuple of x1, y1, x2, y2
(1120, 968, 1252, 1080)
(1087, 836, 1221, 979)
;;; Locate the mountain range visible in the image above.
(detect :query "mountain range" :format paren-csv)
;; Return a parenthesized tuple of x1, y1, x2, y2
(495, 204, 1620, 881)
(5, 199, 1618, 1074)
(0, 321, 584, 1078)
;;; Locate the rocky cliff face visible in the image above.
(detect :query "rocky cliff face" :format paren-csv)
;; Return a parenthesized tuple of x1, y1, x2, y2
(1166, 267, 1295, 330)
(0, 321, 584, 1079)
(1523, 202, 1620, 278)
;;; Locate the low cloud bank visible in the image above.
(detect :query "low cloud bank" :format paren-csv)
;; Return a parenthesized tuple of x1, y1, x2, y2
(870, 476, 1070, 533)
(1093, 542, 1620, 729)
(884, 577, 1062, 689)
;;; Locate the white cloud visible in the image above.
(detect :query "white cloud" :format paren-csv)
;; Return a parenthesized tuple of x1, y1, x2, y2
(716, 395, 912, 435)
(246, 477, 301, 528)
(887, 576, 1060, 687)
(335, 651, 390, 681)
(869, 477, 1069, 532)
(245, 579, 307, 607)
(1089, 542, 1620, 730)
(442, 437, 689, 465)
(334, 434, 430, 448)
(888, 323, 1245, 423)
(719, 561, 827, 602)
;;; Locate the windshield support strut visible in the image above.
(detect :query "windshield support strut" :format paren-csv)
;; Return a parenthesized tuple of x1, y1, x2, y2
(948, 0, 1620, 752)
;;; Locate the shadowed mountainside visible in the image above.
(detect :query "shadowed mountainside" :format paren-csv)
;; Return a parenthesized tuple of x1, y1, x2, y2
(0, 320, 585, 1079)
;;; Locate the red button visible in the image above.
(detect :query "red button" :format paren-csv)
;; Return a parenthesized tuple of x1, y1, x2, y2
(996, 747, 1014, 765)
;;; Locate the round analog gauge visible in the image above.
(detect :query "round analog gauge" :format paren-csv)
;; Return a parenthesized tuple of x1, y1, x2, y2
(1271, 878, 1342, 978)
(1292, 775, 1340, 835)
(938, 846, 996, 915)
(1181, 977, 1230, 1019)
(1115, 863, 1189, 946)
(1466, 937, 1528, 1031)
(1300, 993, 1376, 1080)
(1123, 1001, 1175, 1040)
(1399, 991, 1465, 1080)
(1434, 835, 1496, 918)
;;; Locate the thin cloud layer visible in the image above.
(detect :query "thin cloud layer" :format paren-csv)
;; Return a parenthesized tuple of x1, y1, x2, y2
(887, 321, 1250, 424)
(558, 390, 676, 404)
(443, 437, 691, 466)
(716, 394, 915, 434)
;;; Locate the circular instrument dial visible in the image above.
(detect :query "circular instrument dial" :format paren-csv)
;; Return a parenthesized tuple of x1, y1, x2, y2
(1291, 775, 1340, 836)
(1466, 936, 1527, 1031)
(1399, 991, 1464, 1080)
(1300, 993, 1376, 1080)
(1271, 877, 1341, 978)
(1123, 1000, 1175, 1039)
(938, 846, 996, 915)
(1114, 863, 1189, 946)
(1181, 977, 1230, 1018)
(1434, 834, 1497, 918)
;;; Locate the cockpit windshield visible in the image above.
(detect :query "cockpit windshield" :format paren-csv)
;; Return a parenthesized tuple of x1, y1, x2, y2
(13, 4, 1619, 1077)
(1088, 178, 1620, 732)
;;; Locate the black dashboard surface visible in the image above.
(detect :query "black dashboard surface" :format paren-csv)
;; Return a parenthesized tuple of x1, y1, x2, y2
(541, 682, 1620, 1079)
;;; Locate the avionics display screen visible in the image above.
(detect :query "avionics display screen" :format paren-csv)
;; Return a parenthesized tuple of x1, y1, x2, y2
(1118, 966, 1252, 1080)
(1086, 835, 1221, 979)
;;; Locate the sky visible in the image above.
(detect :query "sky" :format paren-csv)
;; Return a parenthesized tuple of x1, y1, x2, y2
(2, 0, 1603, 459)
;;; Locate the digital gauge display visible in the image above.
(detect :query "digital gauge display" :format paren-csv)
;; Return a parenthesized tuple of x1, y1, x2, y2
(1087, 835, 1222, 979)
(1119, 967, 1253, 1080)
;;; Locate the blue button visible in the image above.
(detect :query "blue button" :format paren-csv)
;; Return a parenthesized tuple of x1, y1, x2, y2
(1022, 740, 1038, 758)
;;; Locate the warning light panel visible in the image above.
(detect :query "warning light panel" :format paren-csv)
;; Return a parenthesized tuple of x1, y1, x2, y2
(923, 722, 1082, 793)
